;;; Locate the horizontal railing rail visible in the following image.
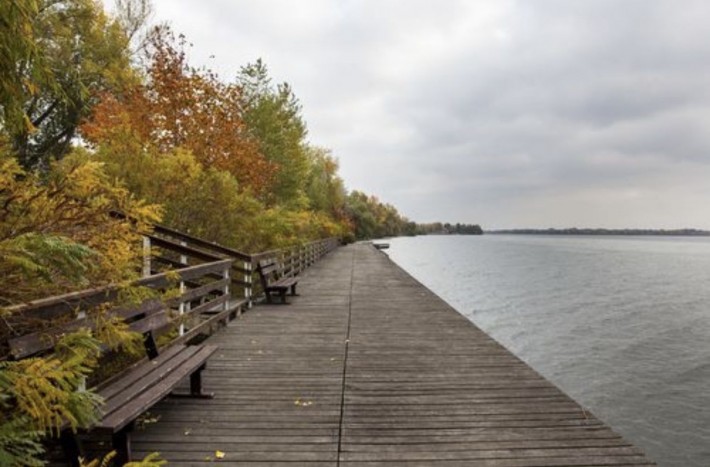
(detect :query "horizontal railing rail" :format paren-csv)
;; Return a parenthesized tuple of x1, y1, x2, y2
(1, 223, 341, 360)
(1, 259, 236, 361)
(148, 226, 340, 305)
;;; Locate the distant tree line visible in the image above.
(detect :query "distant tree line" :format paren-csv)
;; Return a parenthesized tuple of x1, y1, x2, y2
(416, 222, 484, 235)
(489, 228, 710, 236)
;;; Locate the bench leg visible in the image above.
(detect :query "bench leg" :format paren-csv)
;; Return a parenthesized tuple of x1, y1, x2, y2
(191, 364, 214, 398)
(290, 284, 299, 296)
(265, 290, 274, 304)
(170, 364, 214, 399)
(280, 289, 287, 304)
(59, 430, 83, 467)
(112, 422, 134, 465)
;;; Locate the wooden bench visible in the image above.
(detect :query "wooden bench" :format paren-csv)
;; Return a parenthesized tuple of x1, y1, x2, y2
(8, 298, 217, 466)
(256, 258, 299, 304)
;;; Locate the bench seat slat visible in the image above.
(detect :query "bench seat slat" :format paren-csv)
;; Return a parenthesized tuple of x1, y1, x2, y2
(268, 277, 298, 290)
(97, 344, 191, 404)
(97, 344, 218, 432)
(100, 345, 201, 418)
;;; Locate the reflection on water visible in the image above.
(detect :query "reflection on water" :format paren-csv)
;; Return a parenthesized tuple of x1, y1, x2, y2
(387, 234, 710, 467)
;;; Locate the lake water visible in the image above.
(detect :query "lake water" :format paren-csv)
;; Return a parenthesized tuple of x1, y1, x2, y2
(386, 234, 710, 467)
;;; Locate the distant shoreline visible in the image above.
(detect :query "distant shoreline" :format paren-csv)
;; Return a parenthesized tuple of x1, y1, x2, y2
(486, 228, 710, 236)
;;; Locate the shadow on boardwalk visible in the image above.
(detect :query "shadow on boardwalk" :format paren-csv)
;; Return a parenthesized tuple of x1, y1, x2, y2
(132, 243, 655, 466)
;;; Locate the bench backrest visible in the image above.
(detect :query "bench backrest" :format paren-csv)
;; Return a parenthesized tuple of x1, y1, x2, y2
(257, 258, 283, 287)
(8, 298, 170, 361)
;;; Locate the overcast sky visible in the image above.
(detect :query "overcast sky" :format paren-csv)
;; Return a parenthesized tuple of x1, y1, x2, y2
(144, 0, 710, 229)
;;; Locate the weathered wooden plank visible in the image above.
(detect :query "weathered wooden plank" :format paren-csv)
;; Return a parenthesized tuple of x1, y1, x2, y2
(338, 460, 654, 467)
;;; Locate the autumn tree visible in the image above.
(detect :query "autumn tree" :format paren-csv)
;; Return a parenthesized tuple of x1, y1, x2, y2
(1, 0, 138, 171)
(0, 1, 50, 137)
(143, 28, 274, 192)
(304, 146, 347, 217)
(238, 59, 310, 206)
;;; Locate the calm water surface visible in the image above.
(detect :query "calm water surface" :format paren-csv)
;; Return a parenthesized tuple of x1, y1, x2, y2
(387, 235, 710, 467)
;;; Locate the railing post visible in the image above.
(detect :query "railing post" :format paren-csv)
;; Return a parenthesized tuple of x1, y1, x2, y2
(300, 245, 305, 274)
(244, 259, 253, 309)
(179, 240, 190, 334)
(178, 279, 186, 336)
(179, 240, 188, 265)
(142, 236, 152, 277)
(223, 263, 231, 314)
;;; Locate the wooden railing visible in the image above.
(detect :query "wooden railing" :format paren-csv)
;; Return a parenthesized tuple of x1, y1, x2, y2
(1, 259, 235, 358)
(147, 226, 340, 306)
(250, 238, 340, 299)
(146, 225, 253, 309)
(1, 225, 340, 359)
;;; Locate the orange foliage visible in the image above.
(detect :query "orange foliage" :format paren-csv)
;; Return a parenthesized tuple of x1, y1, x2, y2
(82, 27, 276, 195)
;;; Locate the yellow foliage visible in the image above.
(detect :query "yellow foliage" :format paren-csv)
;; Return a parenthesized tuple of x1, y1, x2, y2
(79, 451, 167, 467)
(2, 329, 103, 436)
(0, 149, 161, 305)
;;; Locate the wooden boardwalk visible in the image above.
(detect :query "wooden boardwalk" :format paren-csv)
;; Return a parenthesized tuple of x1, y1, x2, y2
(132, 243, 655, 466)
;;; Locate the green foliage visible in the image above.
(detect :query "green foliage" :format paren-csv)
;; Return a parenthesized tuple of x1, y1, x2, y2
(0, 233, 95, 287)
(2, 0, 138, 170)
(0, 329, 103, 462)
(345, 191, 413, 240)
(8, 330, 102, 434)
(416, 222, 483, 235)
(239, 59, 310, 208)
(0, 417, 44, 467)
(0, 0, 52, 139)
(0, 149, 161, 305)
(304, 146, 347, 216)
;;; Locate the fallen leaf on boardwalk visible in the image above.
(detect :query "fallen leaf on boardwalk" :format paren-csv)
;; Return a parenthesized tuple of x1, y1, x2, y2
(330, 357, 336, 361)
(184, 428, 191, 435)
(215, 450, 226, 459)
